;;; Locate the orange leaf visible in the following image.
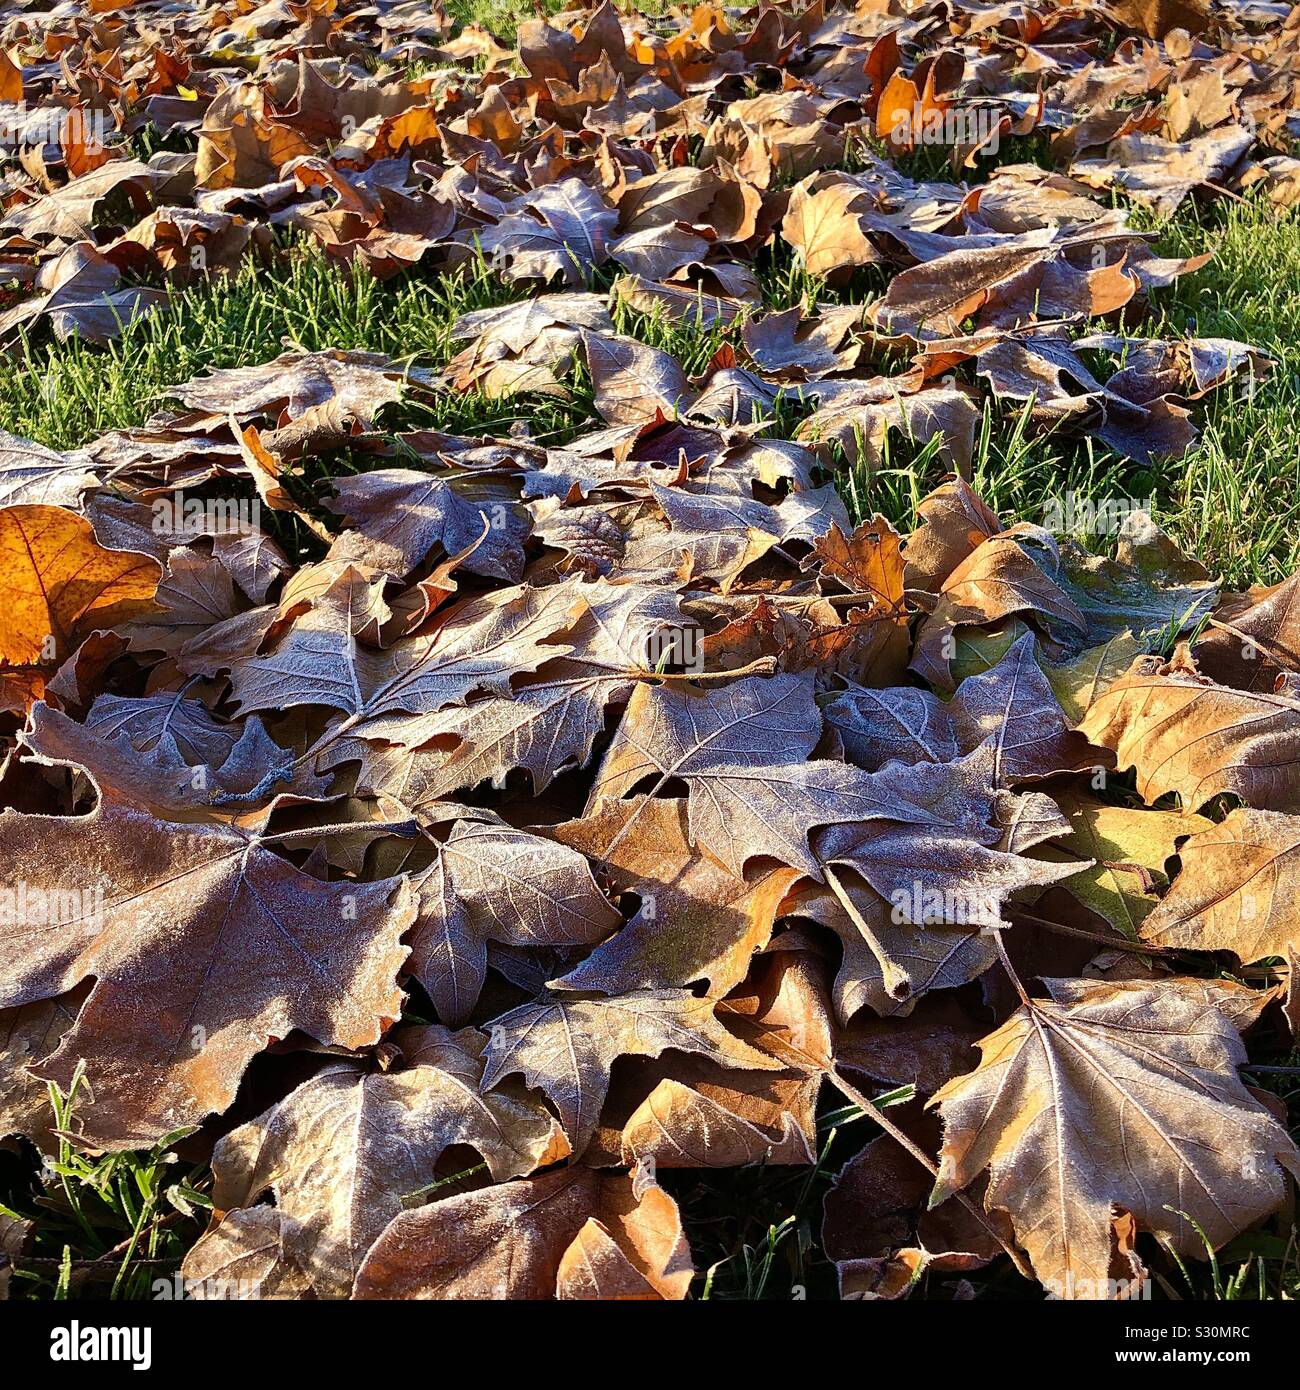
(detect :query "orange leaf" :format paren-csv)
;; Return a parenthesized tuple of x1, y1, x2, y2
(0, 505, 161, 666)
(875, 70, 919, 145)
(0, 47, 21, 103)
(864, 30, 900, 102)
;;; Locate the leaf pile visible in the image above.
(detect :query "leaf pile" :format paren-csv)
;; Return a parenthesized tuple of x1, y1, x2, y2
(2, 0, 1300, 1301)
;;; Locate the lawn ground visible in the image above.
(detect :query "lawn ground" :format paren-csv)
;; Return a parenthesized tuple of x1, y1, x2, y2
(2, 0, 1300, 1303)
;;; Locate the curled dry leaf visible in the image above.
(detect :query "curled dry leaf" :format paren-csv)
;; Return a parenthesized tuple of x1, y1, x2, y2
(781, 178, 880, 279)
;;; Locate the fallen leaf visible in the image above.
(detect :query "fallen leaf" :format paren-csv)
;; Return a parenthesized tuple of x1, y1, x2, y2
(931, 978, 1300, 1299)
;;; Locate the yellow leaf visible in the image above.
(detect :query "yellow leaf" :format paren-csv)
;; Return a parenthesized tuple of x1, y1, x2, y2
(0, 504, 160, 666)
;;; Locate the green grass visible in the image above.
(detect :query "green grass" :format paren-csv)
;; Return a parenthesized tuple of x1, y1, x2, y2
(1146, 197, 1300, 587)
(1, 1071, 209, 1300)
(444, 0, 678, 46)
(6, 200, 1298, 592)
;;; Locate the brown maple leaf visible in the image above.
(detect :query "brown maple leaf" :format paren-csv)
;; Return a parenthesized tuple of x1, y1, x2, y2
(549, 794, 800, 997)
(385, 812, 620, 1027)
(1140, 807, 1300, 963)
(188, 1025, 568, 1296)
(827, 629, 1102, 784)
(931, 977, 1300, 1299)
(1079, 648, 1300, 812)
(0, 786, 414, 1148)
(586, 673, 947, 878)
(479, 988, 783, 1154)
(354, 1166, 693, 1300)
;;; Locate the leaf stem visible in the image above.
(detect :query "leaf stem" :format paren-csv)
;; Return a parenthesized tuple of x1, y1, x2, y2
(992, 928, 1033, 1008)
(1008, 908, 1174, 957)
(826, 1066, 1035, 1281)
(823, 864, 911, 1001)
